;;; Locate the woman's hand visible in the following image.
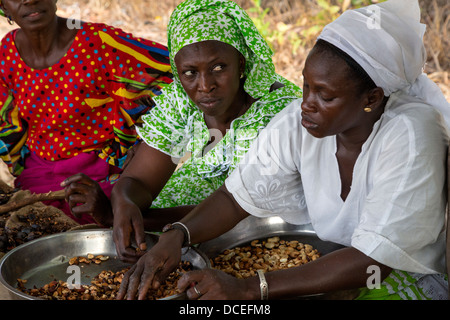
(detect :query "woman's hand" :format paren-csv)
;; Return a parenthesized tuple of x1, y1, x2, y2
(177, 269, 258, 300)
(110, 143, 178, 262)
(61, 173, 113, 227)
(116, 230, 184, 300)
(112, 200, 147, 263)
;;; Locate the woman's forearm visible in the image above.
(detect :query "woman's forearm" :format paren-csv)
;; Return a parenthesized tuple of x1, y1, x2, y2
(181, 185, 249, 245)
(263, 247, 392, 299)
(141, 205, 197, 231)
(173, 187, 392, 300)
(111, 176, 154, 212)
(111, 144, 178, 215)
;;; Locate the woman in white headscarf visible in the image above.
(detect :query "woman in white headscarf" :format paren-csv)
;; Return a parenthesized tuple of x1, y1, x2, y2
(116, 0, 449, 300)
(317, 0, 450, 130)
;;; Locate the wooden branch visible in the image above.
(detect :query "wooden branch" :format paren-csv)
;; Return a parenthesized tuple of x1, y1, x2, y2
(0, 189, 66, 215)
(0, 179, 14, 194)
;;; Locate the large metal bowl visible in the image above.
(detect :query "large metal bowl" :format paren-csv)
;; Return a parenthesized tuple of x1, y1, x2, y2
(198, 216, 355, 299)
(0, 229, 210, 300)
(199, 215, 344, 257)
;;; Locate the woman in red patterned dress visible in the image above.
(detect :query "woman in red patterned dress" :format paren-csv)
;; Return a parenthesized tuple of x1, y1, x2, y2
(0, 0, 172, 225)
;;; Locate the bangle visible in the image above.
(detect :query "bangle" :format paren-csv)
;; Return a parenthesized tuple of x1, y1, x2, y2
(162, 222, 191, 247)
(257, 269, 269, 300)
(173, 222, 191, 247)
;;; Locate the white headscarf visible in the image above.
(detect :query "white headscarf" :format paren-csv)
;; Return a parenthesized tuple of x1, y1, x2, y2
(317, 0, 450, 130)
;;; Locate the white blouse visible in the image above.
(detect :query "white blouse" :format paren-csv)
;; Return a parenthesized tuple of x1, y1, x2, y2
(225, 98, 448, 274)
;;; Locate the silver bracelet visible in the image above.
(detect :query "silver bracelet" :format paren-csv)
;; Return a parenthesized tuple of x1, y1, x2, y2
(257, 269, 268, 300)
(172, 222, 191, 247)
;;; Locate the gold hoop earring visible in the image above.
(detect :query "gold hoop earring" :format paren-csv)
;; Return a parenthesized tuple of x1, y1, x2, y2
(364, 107, 372, 113)
(7, 16, 14, 25)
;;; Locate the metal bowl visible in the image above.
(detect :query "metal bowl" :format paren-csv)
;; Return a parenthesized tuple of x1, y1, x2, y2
(198, 216, 353, 299)
(0, 229, 210, 300)
(199, 215, 344, 257)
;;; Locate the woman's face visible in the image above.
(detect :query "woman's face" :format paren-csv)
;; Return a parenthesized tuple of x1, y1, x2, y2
(301, 46, 370, 139)
(174, 40, 245, 118)
(1, 0, 57, 30)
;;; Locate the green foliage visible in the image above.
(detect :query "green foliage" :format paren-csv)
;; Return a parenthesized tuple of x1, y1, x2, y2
(246, 0, 385, 54)
(246, 0, 275, 49)
(299, 0, 341, 47)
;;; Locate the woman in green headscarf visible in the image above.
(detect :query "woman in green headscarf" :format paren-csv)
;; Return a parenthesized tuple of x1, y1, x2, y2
(109, 0, 302, 263)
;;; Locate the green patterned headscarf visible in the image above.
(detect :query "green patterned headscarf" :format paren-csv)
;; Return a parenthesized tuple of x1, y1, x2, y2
(167, 0, 278, 99)
(138, 0, 302, 183)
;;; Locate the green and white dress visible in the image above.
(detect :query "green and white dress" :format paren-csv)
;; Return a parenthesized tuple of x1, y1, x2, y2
(136, 0, 302, 208)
